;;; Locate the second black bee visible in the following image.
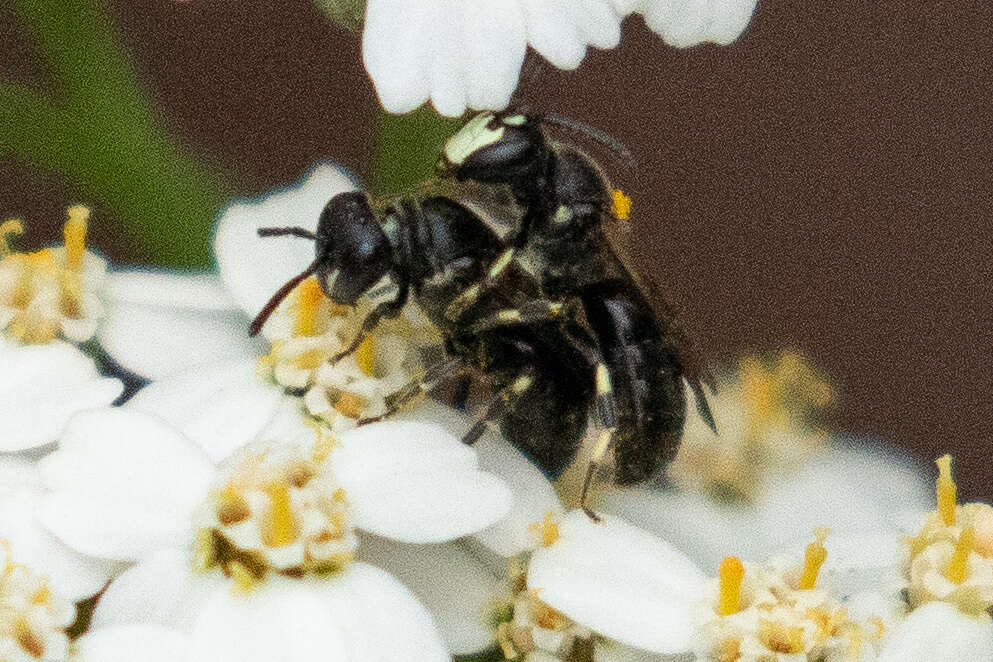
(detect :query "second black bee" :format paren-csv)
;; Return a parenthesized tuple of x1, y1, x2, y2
(436, 110, 717, 504)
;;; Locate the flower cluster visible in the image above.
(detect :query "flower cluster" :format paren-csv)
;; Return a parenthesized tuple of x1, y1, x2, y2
(1, 167, 990, 662)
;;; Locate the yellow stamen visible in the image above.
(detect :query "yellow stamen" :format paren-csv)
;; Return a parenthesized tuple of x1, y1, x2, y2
(0, 218, 24, 257)
(31, 584, 51, 605)
(758, 619, 805, 654)
(529, 511, 560, 547)
(717, 638, 742, 662)
(936, 454, 957, 526)
(944, 526, 975, 584)
(193, 529, 215, 572)
(355, 335, 376, 376)
(797, 527, 829, 589)
(228, 561, 257, 593)
(264, 482, 297, 547)
(333, 391, 368, 419)
(14, 615, 44, 658)
(294, 277, 324, 336)
(741, 358, 775, 424)
(63, 206, 89, 271)
(718, 556, 744, 615)
(496, 622, 517, 659)
(216, 486, 250, 525)
(611, 188, 632, 220)
(311, 425, 336, 463)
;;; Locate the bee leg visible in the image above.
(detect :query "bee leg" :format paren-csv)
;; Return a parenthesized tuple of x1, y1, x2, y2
(329, 282, 409, 365)
(462, 372, 534, 446)
(444, 247, 517, 321)
(451, 375, 472, 412)
(580, 363, 618, 523)
(467, 299, 573, 334)
(357, 357, 466, 425)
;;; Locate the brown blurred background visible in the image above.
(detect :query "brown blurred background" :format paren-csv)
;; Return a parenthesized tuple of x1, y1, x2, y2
(2, 1, 991, 499)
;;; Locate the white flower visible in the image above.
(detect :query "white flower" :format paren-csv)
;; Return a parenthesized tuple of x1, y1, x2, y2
(0, 208, 122, 454)
(0, 338, 122, 453)
(904, 456, 993, 616)
(98, 165, 349, 382)
(600, 355, 933, 569)
(99, 165, 436, 431)
(361, 0, 758, 116)
(0, 455, 120, 603)
(37, 407, 512, 660)
(786, 527, 993, 662)
(0, 208, 105, 346)
(0, 532, 177, 662)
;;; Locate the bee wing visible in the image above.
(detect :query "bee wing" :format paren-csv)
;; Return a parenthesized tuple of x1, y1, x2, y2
(451, 181, 523, 240)
(601, 211, 718, 433)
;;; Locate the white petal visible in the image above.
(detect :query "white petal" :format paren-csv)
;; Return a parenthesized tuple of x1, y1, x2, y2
(462, 0, 527, 110)
(0, 342, 122, 452)
(776, 528, 904, 599)
(332, 420, 512, 543)
(99, 270, 261, 380)
(362, 0, 435, 113)
(521, 0, 588, 69)
(187, 578, 349, 662)
(75, 625, 188, 662)
(38, 409, 214, 561)
(601, 487, 766, 571)
(427, 0, 467, 117)
(704, 0, 757, 45)
(126, 359, 290, 462)
(397, 399, 564, 557)
(358, 534, 505, 654)
(91, 548, 223, 632)
(640, 0, 710, 48)
(758, 441, 933, 554)
(213, 165, 355, 320)
(0, 454, 40, 496)
(318, 562, 449, 662)
(0, 488, 120, 601)
(528, 510, 705, 654)
(563, 0, 624, 49)
(878, 602, 993, 662)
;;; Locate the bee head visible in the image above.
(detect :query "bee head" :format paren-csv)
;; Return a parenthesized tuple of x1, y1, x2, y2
(314, 192, 393, 305)
(436, 111, 547, 186)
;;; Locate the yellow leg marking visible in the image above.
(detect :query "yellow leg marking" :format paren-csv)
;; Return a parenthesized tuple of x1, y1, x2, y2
(595, 364, 612, 395)
(488, 248, 515, 278)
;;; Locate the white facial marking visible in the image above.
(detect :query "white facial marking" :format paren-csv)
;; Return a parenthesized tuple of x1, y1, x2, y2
(595, 363, 612, 395)
(443, 112, 505, 166)
(552, 205, 572, 224)
(502, 114, 526, 126)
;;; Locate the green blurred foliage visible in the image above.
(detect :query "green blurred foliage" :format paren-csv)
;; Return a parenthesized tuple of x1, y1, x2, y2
(1, 0, 230, 267)
(373, 107, 461, 197)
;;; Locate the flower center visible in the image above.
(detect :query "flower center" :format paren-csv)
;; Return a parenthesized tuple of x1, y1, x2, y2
(0, 540, 75, 660)
(905, 455, 993, 614)
(0, 207, 103, 345)
(669, 352, 832, 504)
(495, 591, 592, 662)
(195, 440, 356, 589)
(699, 539, 879, 661)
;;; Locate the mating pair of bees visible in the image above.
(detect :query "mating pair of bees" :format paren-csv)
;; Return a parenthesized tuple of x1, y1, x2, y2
(250, 111, 716, 517)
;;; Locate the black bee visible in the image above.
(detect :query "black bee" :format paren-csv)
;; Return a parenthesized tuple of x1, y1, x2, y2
(248, 192, 613, 501)
(435, 110, 717, 505)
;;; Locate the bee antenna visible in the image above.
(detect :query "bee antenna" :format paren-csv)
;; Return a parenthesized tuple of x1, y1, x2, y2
(248, 261, 319, 337)
(257, 226, 317, 240)
(540, 114, 638, 170)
